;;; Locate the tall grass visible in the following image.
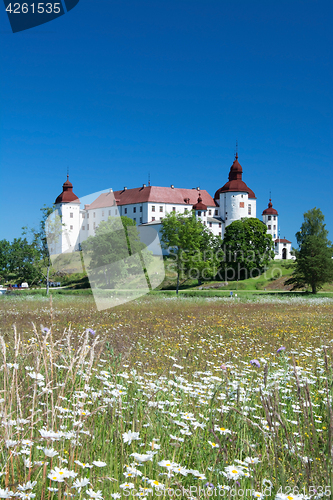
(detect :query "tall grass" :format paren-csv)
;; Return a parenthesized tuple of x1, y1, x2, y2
(0, 295, 332, 498)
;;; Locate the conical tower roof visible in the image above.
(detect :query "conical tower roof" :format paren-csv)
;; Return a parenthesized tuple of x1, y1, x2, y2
(55, 175, 80, 204)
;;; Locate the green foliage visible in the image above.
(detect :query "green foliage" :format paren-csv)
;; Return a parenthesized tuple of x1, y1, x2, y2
(285, 208, 333, 293)
(221, 217, 275, 280)
(81, 216, 151, 288)
(160, 210, 222, 293)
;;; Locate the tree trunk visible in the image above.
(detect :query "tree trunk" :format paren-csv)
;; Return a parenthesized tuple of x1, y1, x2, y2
(176, 272, 180, 295)
(46, 265, 50, 295)
(311, 283, 317, 294)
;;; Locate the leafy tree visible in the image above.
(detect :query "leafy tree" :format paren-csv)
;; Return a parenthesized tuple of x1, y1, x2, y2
(0, 239, 11, 283)
(220, 218, 274, 280)
(8, 237, 42, 285)
(81, 216, 151, 288)
(285, 207, 333, 293)
(160, 210, 222, 293)
(23, 205, 63, 293)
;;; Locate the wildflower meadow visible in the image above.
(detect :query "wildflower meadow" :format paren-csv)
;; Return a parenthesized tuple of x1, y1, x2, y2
(0, 294, 332, 499)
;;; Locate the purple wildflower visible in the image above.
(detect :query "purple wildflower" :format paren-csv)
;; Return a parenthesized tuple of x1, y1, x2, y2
(220, 364, 227, 370)
(250, 359, 260, 368)
(87, 328, 96, 335)
(205, 482, 214, 489)
(277, 346, 286, 353)
(42, 327, 50, 335)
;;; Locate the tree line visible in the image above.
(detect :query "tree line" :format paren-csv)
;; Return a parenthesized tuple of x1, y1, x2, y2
(1, 205, 332, 294)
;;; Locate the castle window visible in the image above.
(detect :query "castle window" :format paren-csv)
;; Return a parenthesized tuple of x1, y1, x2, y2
(215, 210, 218, 216)
(268, 225, 271, 230)
(82, 214, 85, 218)
(102, 211, 104, 216)
(93, 212, 95, 218)
(160, 206, 163, 212)
(239, 202, 244, 208)
(87, 224, 89, 230)
(208, 210, 212, 215)
(70, 225, 73, 230)
(140, 206, 142, 212)
(152, 217, 155, 221)
(172, 207, 176, 211)
(152, 206, 155, 212)
(203, 221, 206, 225)
(115, 209, 118, 215)
(268, 215, 271, 221)
(140, 217, 142, 223)
(87, 213, 89, 218)
(241, 194, 243, 198)
(134, 218, 136, 222)
(274, 216, 276, 220)
(209, 222, 212, 228)
(133, 207, 136, 213)
(124, 208, 127, 214)
(219, 223, 222, 228)
(198, 211, 201, 216)
(93, 222, 96, 229)
(274, 233, 276, 238)
(70, 212, 73, 218)
(219, 232, 221, 236)
(273, 225, 276, 230)
(248, 204, 251, 215)
(82, 225, 85, 230)
(109, 210, 111, 216)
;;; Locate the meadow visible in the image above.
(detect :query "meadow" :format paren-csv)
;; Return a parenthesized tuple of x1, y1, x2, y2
(0, 294, 332, 499)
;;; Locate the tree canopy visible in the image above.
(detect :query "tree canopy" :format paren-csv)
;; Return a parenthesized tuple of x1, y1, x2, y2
(285, 207, 333, 293)
(221, 217, 274, 280)
(81, 216, 151, 289)
(160, 210, 222, 293)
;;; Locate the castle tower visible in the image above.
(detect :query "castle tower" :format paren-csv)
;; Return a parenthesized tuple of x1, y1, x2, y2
(192, 192, 208, 226)
(262, 199, 278, 240)
(214, 153, 256, 227)
(54, 175, 81, 254)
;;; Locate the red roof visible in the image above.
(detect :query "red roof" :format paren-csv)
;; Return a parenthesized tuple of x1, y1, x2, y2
(262, 199, 278, 215)
(55, 176, 80, 204)
(275, 238, 291, 244)
(214, 154, 256, 200)
(87, 186, 216, 209)
(192, 193, 207, 211)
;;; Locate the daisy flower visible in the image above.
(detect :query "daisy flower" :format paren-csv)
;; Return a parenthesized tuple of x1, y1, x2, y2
(122, 431, 140, 445)
(208, 441, 219, 448)
(86, 489, 103, 499)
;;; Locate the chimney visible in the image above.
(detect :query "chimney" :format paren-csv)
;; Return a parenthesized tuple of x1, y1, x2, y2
(197, 187, 200, 191)
(171, 185, 174, 189)
(109, 188, 113, 193)
(143, 183, 146, 188)
(124, 187, 127, 191)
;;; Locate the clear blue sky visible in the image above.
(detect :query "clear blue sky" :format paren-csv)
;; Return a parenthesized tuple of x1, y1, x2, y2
(1, 0, 332, 244)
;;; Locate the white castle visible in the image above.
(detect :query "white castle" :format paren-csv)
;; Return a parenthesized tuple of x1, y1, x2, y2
(51, 153, 292, 259)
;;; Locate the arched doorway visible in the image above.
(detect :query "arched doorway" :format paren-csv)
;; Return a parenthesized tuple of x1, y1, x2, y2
(282, 248, 287, 259)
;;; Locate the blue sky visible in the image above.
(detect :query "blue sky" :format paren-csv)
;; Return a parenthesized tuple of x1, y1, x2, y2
(1, 0, 332, 244)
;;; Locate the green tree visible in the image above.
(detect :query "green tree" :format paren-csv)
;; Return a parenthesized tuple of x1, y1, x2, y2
(285, 207, 333, 293)
(8, 237, 42, 285)
(82, 216, 151, 288)
(0, 239, 11, 283)
(220, 218, 274, 280)
(23, 205, 63, 294)
(160, 210, 222, 294)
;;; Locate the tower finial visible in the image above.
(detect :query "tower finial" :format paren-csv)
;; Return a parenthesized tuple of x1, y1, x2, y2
(148, 172, 151, 187)
(235, 140, 238, 160)
(67, 167, 69, 180)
